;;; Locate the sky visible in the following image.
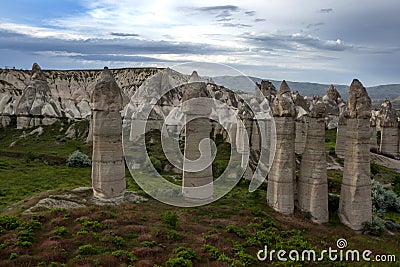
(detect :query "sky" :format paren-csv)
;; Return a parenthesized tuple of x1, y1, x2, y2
(0, 0, 399, 86)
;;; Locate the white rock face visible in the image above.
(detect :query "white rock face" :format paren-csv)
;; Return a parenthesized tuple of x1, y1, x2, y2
(298, 98, 328, 223)
(267, 81, 296, 214)
(0, 65, 159, 128)
(91, 67, 126, 201)
(339, 79, 372, 231)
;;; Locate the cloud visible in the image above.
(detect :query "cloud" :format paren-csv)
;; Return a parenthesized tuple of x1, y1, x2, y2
(191, 5, 240, 23)
(222, 23, 251, 28)
(110, 32, 140, 37)
(245, 11, 256, 16)
(320, 8, 333, 13)
(306, 22, 324, 29)
(254, 18, 266, 22)
(242, 32, 352, 52)
(0, 30, 247, 61)
(194, 5, 239, 12)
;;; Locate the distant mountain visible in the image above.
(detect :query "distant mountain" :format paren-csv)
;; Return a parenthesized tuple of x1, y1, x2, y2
(211, 76, 400, 102)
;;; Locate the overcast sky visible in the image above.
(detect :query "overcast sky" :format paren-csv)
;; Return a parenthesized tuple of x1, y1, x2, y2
(0, 0, 399, 85)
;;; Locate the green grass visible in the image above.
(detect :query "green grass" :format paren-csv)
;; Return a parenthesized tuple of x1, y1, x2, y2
(0, 156, 91, 211)
(371, 162, 400, 184)
(325, 128, 337, 152)
(0, 120, 91, 159)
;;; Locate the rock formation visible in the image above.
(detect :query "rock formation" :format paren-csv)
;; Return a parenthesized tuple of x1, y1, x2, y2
(0, 65, 159, 129)
(292, 91, 310, 154)
(237, 102, 255, 180)
(339, 79, 372, 230)
(15, 63, 62, 129)
(267, 80, 296, 214)
(256, 80, 276, 103)
(298, 97, 328, 223)
(322, 85, 345, 129)
(91, 67, 126, 202)
(182, 72, 214, 200)
(335, 108, 348, 158)
(378, 99, 399, 157)
(370, 112, 378, 152)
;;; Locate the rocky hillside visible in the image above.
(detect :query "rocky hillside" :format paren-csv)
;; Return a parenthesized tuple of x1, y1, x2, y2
(0, 65, 160, 124)
(212, 76, 400, 102)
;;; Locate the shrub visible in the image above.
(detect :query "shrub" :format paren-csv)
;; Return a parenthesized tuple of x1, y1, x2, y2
(0, 215, 21, 230)
(166, 257, 192, 267)
(53, 226, 67, 239)
(78, 244, 100, 255)
(392, 175, 400, 196)
(139, 241, 159, 247)
(111, 250, 137, 262)
(172, 247, 198, 260)
(167, 230, 183, 240)
(112, 236, 126, 246)
(149, 156, 162, 173)
(371, 179, 400, 217)
(66, 150, 91, 167)
(160, 211, 178, 229)
(226, 225, 247, 238)
(363, 216, 385, 236)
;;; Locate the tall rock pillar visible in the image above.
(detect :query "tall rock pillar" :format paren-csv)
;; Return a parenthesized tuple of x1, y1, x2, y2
(182, 72, 214, 201)
(335, 109, 348, 158)
(298, 98, 328, 223)
(339, 79, 372, 230)
(91, 67, 126, 202)
(267, 81, 296, 214)
(379, 100, 399, 157)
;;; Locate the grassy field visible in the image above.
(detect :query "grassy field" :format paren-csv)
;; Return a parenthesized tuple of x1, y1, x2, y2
(0, 123, 399, 266)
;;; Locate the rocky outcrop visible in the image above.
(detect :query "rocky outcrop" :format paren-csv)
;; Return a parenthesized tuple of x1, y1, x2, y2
(339, 79, 372, 230)
(0, 65, 159, 128)
(91, 67, 126, 202)
(182, 72, 213, 200)
(298, 97, 328, 223)
(378, 99, 399, 157)
(293, 92, 310, 154)
(256, 80, 276, 103)
(15, 63, 62, 129)
(323, 85, 345, 129)
(267, 81, 296, 214)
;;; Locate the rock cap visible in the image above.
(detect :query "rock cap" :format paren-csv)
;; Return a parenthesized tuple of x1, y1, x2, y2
(347, 79, 372, 119)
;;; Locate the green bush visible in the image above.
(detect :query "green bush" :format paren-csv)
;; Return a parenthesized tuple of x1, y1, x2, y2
(0, 215, 21, 230)
(167, 230, 183, 240)
(166, 257, 192, 267)
(66, 150, 91, 167)
(78, 244, 99, 255)
(54, 226, 67, 238)
(363, 216, 385, 236)
(172, 247, 198, 260)
(160, 211, 178, 229)
(112, 236, 126, 246)
(111, 250, 137, 262)
(393, 175, 400, 196)
(371, 179, 400, 217)
(149, 156, 162, 173)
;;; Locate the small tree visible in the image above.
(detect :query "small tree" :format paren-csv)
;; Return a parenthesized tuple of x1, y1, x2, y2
(66, 150, 91, 167)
